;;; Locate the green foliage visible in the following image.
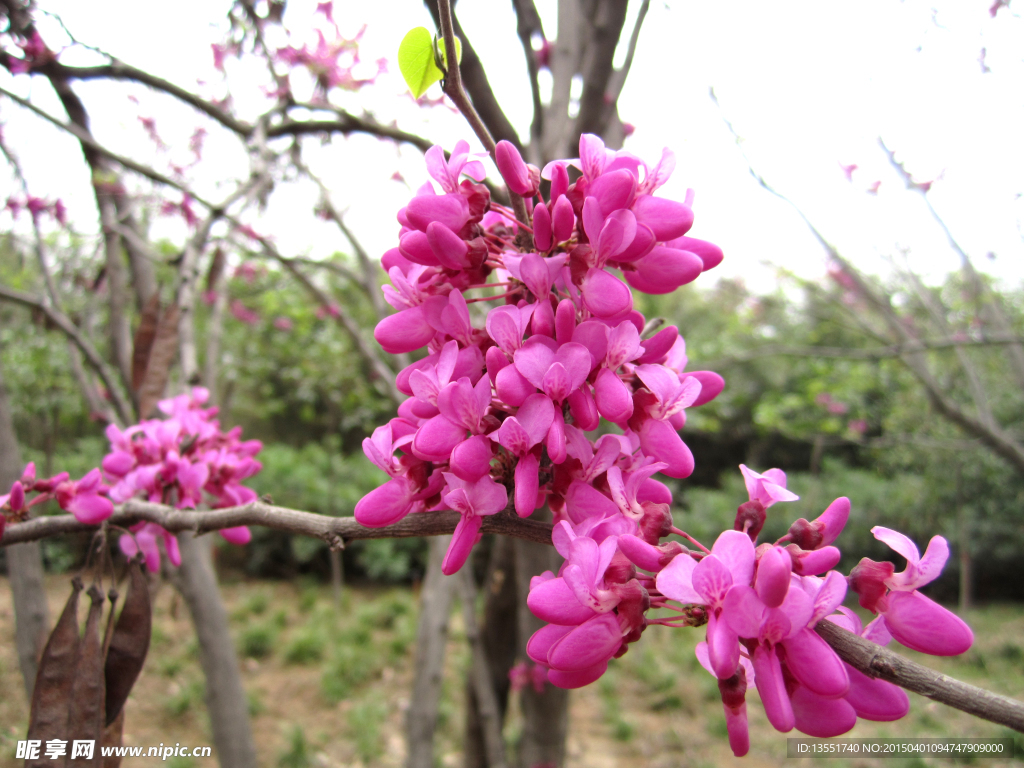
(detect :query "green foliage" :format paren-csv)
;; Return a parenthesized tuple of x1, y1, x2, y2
(348, 698, 386, 763)
(277, 725, 311, 768)
(239, 622, 277, 659)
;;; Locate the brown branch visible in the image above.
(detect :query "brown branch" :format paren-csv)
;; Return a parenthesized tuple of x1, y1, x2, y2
(512, 0, 546, 152)
(816, 619, 1024, 733)
(606, 0, 650, 104)
(573, 0, 629, 141)
(425, 0, 523, 151)
(0, 284, 133, 426)
(0, 85, 220, 210)
(42, 60, 251, 136)
(265, 115, 433, 151)
(435, 0, 532, 248)
(0, 499, 555, 548)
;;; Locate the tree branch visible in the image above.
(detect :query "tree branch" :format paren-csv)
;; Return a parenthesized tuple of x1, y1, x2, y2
(816, 619, 1024, 733)
(425, 0, 524, 151)
(573, 0, 629, 141)
(0, 284, 133, 426)
(0, 499, 555, 548)
(435, 0, 532, 248)
(511, 0, 546, 153)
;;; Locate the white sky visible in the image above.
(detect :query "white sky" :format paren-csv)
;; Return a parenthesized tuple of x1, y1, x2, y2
(2, 0, 1022, 293)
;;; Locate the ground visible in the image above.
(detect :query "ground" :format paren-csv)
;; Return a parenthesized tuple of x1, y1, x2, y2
(1, 568, 1021, 768)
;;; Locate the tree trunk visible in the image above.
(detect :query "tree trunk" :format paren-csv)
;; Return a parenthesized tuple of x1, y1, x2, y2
(464, 536, 518, 768)
(514, 534, 569, 768)
(0, 361, 51, 699)
(173, 532, 257, 768)
(406, 535, 457, 768)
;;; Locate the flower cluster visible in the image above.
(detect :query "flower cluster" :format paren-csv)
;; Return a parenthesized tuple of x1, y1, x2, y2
(101, 387, 262, 571)
(357, 134, 723, 575)
(1, 462, 113, 541)
(357, 134, 975, 755)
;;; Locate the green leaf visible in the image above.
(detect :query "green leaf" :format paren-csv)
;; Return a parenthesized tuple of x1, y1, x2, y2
(398, 27, 443, 98)
(397, 27, 462, 98)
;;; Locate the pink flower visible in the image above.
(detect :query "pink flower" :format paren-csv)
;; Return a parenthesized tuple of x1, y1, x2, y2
(440, 473, 508, 575)
(739, 465, 799, 508)
(849, 528, 973, 656)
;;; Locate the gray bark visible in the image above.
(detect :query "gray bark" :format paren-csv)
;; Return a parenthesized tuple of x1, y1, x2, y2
(464, 536, 518, 768)
(460, 567, 507, 768)
(173, 532, 257, 768)
(514, 535, 569, 768)
(406, 535, 457, 768)
(0, 361, 51, 699)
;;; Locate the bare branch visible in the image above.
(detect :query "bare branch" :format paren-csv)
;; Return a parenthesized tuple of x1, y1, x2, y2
(574, 0, 629, 141)
(425, 0, 524, 151)
(265, 115, 433, 151)
(511, 0, 546, 150)
(0, 499, 556, 548)
(816, 620, 1024, 733)
(606, 0, 650, 104)
(0, 284, 133, 425)
(43, 60, 251, 136)
(436, 0, 532, 248)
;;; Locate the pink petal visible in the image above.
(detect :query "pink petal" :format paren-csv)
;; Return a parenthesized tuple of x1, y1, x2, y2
(551, 195, 575, 243)
(496, 364, 536, 407)
(66, 493, 114, 524)
(528, 576, 598, 625)
(883, 590, 973, 656)
(752, 645, 794, 733)
(547, 613, 622, 671)
(637, 419, 694, 478)
(710, 530, 756, 585)
(517, 394, 556, 444)
(781, 629, 849, 697)
(843, 666, 909, 721)
(405, 193, 470, 233)
(755, 546, 792, 608)
(594, 368, 633, 424)
(568, 386, 600, 431)
(632, 196, 693, 241)
(588, 168, 637, 213)
(655, 551, 702, 603)
(495, 140, 533, 196)
(624, 246, 702, 294)
(687, 371, 725, 407)
(706, 612, 740, 679)
(441, 513, 483, 575)
(790, 687, 857, 737)
(219, 526, 251, 545)
(427, 221, 470, 269)
(871, 526, 920, 565)
(547, 661, 608, 689)
(354, 478, 414, 527)
(411, 414, 466, 461)
(515, 452, 541, 517)
(668, 236, 724, 271)
(374, 306, 436, 354)
(527, 623, 573, 664)
(581, 268, 633, 318)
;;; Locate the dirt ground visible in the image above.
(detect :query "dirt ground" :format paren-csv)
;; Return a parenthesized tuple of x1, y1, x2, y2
(1, 572, 1021, 768)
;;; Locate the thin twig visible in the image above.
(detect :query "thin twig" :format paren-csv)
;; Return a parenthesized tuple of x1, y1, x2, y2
(435, 0, 533, 248)
(0, 499, 555, 548)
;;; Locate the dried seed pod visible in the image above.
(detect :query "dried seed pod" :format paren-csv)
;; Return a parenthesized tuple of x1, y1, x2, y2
(26, 578, 83, 766)
(67, 584, 106, 767)
(100, 707, 125, 768)
(104, 557, 152, 726)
